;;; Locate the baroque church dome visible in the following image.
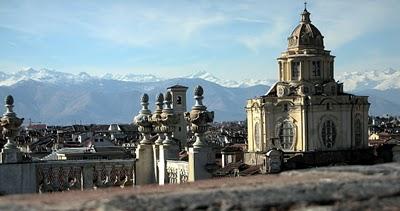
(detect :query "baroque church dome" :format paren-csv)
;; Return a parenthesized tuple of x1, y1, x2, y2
(287, 8, 324, 50)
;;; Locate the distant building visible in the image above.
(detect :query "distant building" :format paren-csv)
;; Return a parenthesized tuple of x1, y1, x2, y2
(167, 85, 189, 147)
(245, 7, 370, 164)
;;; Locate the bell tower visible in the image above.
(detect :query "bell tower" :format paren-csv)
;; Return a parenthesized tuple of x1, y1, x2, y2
(167, 85, 188, 148)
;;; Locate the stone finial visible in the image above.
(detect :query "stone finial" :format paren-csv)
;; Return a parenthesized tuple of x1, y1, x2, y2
(164, 91, 172, 110)
(160, 90, 179, 146)
(1, 95, 24, 157)
(141, 93, 149, 103)
(185, 86, 214, 148)
(4, 95, 15, 115)
(194, 85, 203, 97)
(156, 93, 164, 104)
(5, 95, 13, 106)
(193, 85, 206, 110)
(152, 93, 165, 145)
(155, 93, 164, 113)
(140, 93, 150, 113)
(134, 93, 153, 144)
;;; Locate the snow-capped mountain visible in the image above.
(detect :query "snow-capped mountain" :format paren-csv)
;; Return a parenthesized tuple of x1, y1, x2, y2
(0, 68, 95, 86)
(0, 68, 272, 87)
(0, 67, 399, 124)
(337, 68, 400, 92)
(100, 73, 163, 83)
(185, 71, 274, 88)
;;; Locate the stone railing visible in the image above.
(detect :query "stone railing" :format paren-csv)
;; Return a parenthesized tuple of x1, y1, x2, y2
(165, 160, 188, 184)
(36, 159, 135, 193)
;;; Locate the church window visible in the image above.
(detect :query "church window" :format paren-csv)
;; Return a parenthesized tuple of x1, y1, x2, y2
(279, 121, 294, 150)
(291, 62, 300, 80)
(312, 61, 321, 77)
(254, 122, 261, 151)
(330, 61, 334, 76)
(355, 119, 362, 146)
(177, 96, 182, 105)
(321, 120, 336, 148)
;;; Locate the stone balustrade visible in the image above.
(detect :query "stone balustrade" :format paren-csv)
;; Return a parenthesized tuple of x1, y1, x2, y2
(165, 160, 188, 184)
(0, 159, 135, 195)
(36, 159, 135, 193)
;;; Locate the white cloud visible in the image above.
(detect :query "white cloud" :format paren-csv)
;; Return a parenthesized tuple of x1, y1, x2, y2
(238, 18, 289, 52)
(312, 0, 400, 50)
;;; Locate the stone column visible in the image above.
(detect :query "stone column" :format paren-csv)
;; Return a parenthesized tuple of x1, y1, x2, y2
(158, 91, 180, 185)
(185, 86, 215, 182)
(151, 93, 165, 184)
(82, 165, 94, 189)
(133, 94, 156, 185)
(0, 95, 24, 164)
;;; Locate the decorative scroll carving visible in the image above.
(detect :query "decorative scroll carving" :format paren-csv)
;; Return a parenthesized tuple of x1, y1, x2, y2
(37, 165, 81, 193)
(37, 160, 135, 193)
(165, 161, 189, 184)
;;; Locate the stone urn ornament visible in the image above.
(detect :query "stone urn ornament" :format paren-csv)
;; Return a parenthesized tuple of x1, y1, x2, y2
(151, 93, 165, 145)
(160, 91, 179, 146)
(1, 95, 24, 150)
(133, 93, 153, 144)
(185, 86, 214, 148)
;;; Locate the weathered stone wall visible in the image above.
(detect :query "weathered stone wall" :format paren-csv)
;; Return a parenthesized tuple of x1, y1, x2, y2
(1, 162, 400, 210)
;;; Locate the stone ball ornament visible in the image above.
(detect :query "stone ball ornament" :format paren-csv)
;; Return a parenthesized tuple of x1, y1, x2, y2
(194, 85, 203, 97)
(5, 95, 14, 105)
(164, 91, 172, 105)
(141, 93, 149, 104)
(156, 93, 164, 104)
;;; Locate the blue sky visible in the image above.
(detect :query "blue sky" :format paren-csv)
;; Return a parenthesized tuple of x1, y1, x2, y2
(0, 0, 399, 81)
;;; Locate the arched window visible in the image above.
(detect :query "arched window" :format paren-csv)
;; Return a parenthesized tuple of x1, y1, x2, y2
(279, 121, 294, 150)
(355, 119, 362, 146)
(254, 122, 261, 151)
(321, 120, 336, 148)
(177, 96, 182, 105)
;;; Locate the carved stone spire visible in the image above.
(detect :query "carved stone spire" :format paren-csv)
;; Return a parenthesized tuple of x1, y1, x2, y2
(155, 93, 164, 113)
(301, 6, 311, 23)
(185, 85, 214, 148)
(164, 91, 172, 110)
(193, 85, 206, 110)
(160, 91, 178, 146)
(133, 93, 153, 144)
(152, 93, 165, 145)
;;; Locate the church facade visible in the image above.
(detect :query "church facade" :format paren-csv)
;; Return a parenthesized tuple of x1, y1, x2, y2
(245, 7, 370, 164)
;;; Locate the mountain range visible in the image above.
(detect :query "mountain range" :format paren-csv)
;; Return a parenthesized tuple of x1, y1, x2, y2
(0, 68, 399, 125)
